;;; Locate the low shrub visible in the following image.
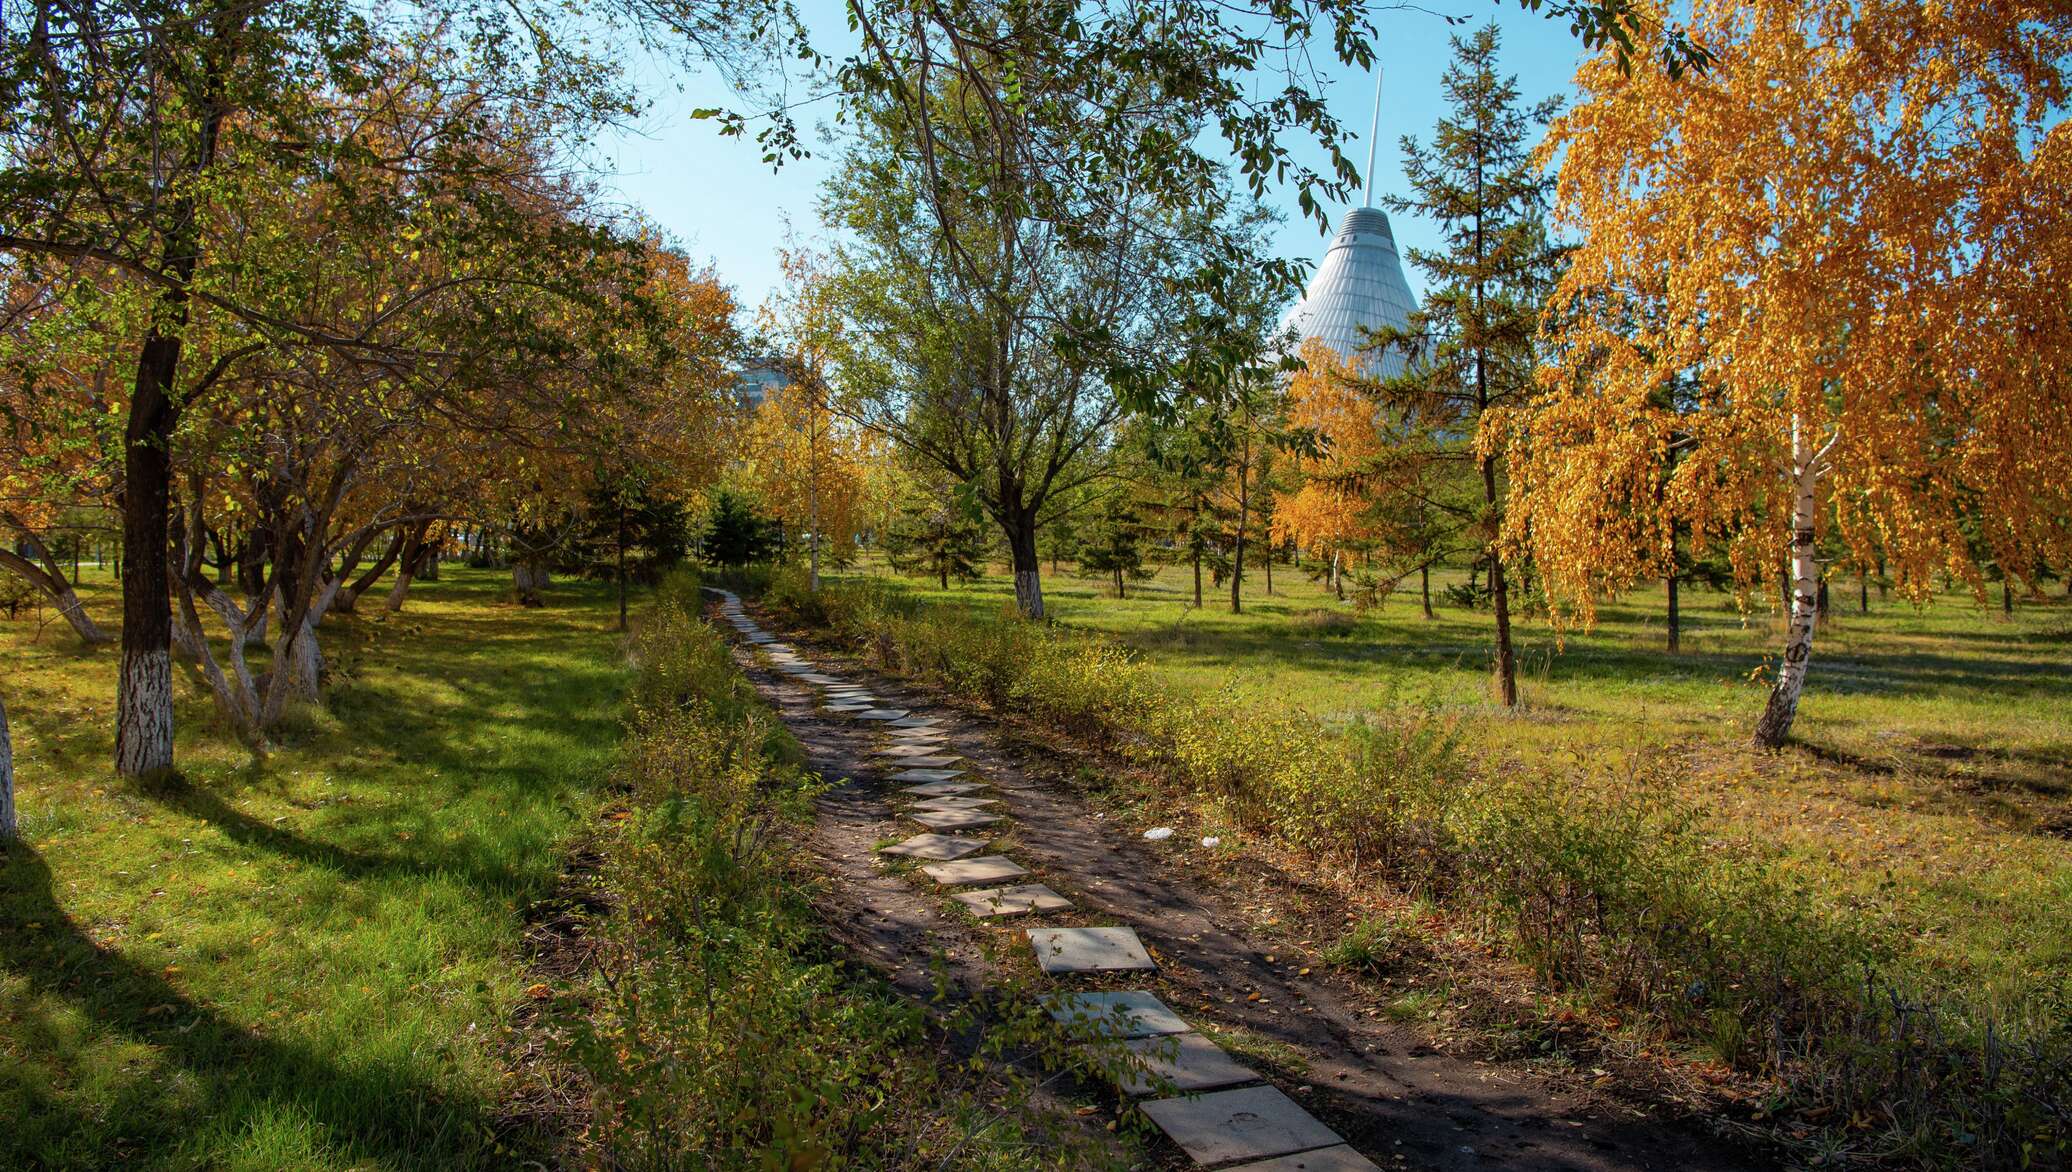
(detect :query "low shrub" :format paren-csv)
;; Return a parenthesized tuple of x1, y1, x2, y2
(762, 575, 2070, 1170)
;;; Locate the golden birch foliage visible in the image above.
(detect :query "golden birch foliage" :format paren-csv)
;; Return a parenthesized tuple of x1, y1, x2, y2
(1511, 0, 2072, 623)
(1272, 340, 1386, 556)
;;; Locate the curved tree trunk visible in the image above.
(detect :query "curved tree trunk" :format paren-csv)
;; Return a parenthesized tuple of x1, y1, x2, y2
(385, 521, 433, 612)
(1421, 563, 1435, 620)
(334, 526, 405, 614)
(1753, 419, 1831, 748)
(0, 546, 109, 646)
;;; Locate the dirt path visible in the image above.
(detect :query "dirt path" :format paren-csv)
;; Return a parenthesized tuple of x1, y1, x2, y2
(716, 592, 1769, 1172)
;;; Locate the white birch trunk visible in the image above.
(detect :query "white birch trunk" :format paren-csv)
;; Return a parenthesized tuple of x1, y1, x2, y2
(1753, 416, 1833, 748)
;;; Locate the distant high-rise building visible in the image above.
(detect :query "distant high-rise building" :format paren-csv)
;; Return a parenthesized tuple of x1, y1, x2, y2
(1279, 205, 1419, 379)
(732, 358, 788, 411)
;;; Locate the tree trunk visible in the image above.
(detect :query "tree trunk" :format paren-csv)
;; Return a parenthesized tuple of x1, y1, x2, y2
(0, 690, 14, 841)
(335, 526, 406, 614)
(1114, 565, 1125, 599)
(2002, 576, 2013, 617)
(1421, 563, 1434, 620)
(1859, 570, 1868, 614)
(939, 564, 949, 590)
(1264, 542, 1273, 595)
(1753, 420, 1827, 748)
(1666, 571, 1680, 653)
(1482, 462, 1517, 708)
(0, 545, 110, 646)
(385, 521, 432, 612)
(1231, 477, 1248, 615)
(616, 505, 629, 632)
(1008, 517, 1045, 620)
(1192, 542, 1202, 608)
(513, 558, 549, 607)
(115, 332, 182, 779)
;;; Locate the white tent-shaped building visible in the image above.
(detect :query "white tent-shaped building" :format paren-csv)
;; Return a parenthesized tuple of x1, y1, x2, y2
(1280, 204, 1420, 379)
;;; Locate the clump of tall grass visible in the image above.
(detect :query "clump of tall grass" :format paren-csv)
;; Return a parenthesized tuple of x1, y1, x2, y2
(763, 569, 2070, 1170)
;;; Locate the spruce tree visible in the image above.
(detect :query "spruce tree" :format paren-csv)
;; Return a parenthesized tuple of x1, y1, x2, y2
(1370, 23, 1562, 707)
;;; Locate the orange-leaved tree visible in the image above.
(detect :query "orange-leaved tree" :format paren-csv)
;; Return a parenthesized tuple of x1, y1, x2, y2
(1271, 340, 1388, 597)
(1509, 0, 2072, 747)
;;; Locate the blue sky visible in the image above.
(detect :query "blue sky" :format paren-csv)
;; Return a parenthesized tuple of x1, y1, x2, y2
(589, 1, 1600, 324)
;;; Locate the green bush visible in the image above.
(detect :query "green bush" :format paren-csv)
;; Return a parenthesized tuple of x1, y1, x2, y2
(764, 576, 2070, 1170)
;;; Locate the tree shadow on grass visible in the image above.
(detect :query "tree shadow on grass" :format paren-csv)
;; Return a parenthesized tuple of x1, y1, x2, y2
(0, 841, 532, 1169)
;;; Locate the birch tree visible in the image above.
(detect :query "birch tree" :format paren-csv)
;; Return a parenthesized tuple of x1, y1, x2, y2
(1511, 0, 2072, 747)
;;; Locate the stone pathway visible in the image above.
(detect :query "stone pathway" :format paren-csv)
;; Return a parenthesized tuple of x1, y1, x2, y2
(706, 587, 1373, 1170)
(703, 588, 1761, 1172)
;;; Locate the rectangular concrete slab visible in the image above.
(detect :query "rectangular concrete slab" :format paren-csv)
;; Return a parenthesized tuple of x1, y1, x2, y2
(1042, 991, 1189, 1039)
(879, 833, 987, 860)
(1027, 927, 1156, 974)
(888, 716, 943, 728)
(800, 674, 845, 685)
(907, 808, 1001, 832)
(891, 755, 960, 768)
(881, 744, 955, 758)
(855, 709, 911, 721)
(952, 883, 1072, 918)
(891, 768, 966, 783)
(910, 795, 997, 809)
(920, 855, 1028, 885)
(1138, 1086, 1342, 1166)
(902, 780, 987, 797)
(1224, 1147, 1383, 1172)
(1096, 1032, 1257, 1096)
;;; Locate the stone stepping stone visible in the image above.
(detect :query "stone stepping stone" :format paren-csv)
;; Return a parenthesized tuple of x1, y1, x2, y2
(882, 749, 961, 766)
(953, 883, 1072, 918)
(1225, 1147, 1383, 1172)
(1027, 927, 1155, 974)
(880, 833, 987, 860)
(921, 855, 1028, 885)
(907, 808, 1001, 832)
(902, 780, 987, 797)
(801, 674, 845, 685)
(1091, 1032, 1257, 1096)
(891, 767, 965, 783)
(1138, 1086, 1342, 1166)
(910, 796, 999, 811)
(885, 726, 946, 739)
(778, 665, 813, 675)
(890, 755, 961, 769)
(827, 702, 872, 712)
(1042, 991, 1189, 1039)
(856, 709, 911, 721)
(888, 716, 942, 728)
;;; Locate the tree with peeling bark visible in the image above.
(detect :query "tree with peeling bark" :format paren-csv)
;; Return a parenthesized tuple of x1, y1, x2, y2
(1511, 0, 2072, 748)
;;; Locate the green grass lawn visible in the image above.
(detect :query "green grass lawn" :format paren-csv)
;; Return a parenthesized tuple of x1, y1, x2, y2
(831, 554, 2072, 1022)
(1, 565, 633, 1169)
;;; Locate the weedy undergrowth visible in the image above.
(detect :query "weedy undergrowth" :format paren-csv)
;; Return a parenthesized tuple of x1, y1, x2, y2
(763, 568, 2070, 1170)
(565, 571, 1114, 1169)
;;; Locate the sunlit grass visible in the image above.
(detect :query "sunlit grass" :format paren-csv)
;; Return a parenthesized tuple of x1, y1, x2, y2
(831, 555, 2072, 1022)
(0, 565, 636, 1168)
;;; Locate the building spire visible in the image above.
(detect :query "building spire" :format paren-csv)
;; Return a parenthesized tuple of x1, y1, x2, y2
(1363, 66, 1383, 208)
